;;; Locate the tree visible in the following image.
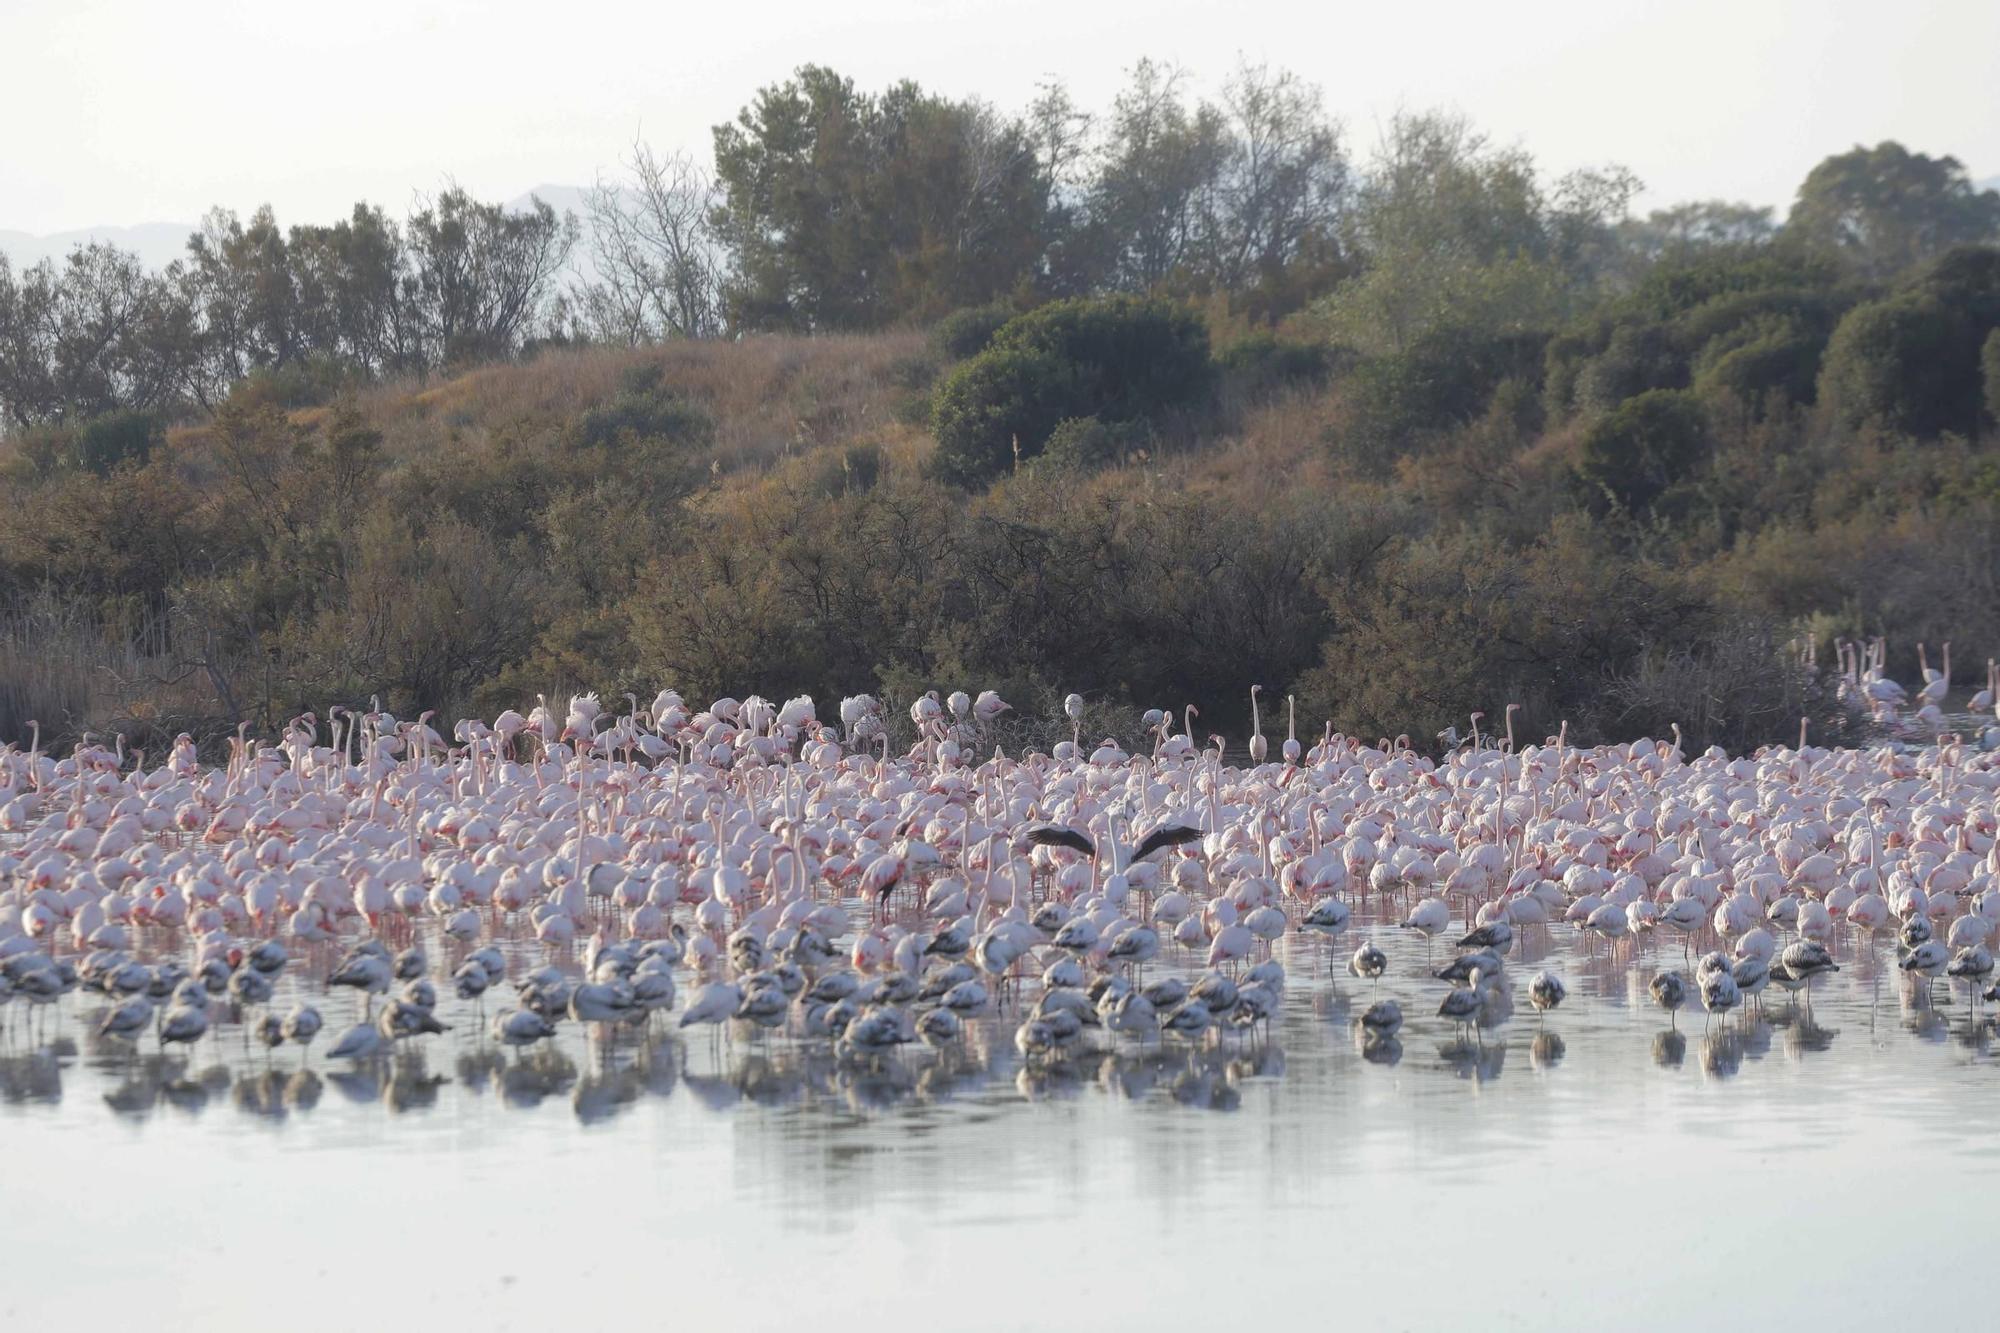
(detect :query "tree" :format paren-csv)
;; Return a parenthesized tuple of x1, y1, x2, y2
(179, 206, 303, 383)
(710, 66, 1046, 330)
(0, 244, 188, 428)
(580, 140, 724, 343)
(1202, 61, 1349, 319)
(1618, 200, 1777, 261)
(1080, 60, 1230, 293)
(406, 186, 577, 367)
(286, 204, 424, 378)
(1815, 249, 2000, 437)
(1317, 111, 1572, 355)
(1820, 294, 1978, 436)
(1787, 142, 2000, 281)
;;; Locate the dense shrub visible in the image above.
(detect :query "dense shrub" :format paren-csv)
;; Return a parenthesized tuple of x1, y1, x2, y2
(1819, 294, 1980, 436)
(1984, 328, 2000, 430)
(73, 411, 163, 476)
(1293, 519, 1850, 752)
(572, 373, 714, 451)
(228, 356, 359, 412)
(1691, 315, 1825, 410)
(1216, 333, 1333, 399)
(1346, 325, 1547, 456)
(1037, 416, 1151, 472)
(1572, 323, 1685, 413)
(932, 301, 1017, 361)
(1574, 389, 1709, 514)
(928, 296, 1212, 486)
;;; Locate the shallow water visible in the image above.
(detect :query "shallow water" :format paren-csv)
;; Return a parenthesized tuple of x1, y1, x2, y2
(4, 906, 1990, 1332)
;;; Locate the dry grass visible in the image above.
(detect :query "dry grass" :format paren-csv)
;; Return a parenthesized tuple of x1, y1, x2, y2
(352, 331, 930, 477)
(0, 600, 216, 751)
(1164, 383, 1350, 502)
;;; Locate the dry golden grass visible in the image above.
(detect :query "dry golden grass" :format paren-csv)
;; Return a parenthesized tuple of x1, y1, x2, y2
(1169, 383, 1351, 502)
(352, 331, 931, 478)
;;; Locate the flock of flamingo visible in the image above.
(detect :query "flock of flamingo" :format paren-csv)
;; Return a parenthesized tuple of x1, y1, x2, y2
(0, 661, 1996, 1113)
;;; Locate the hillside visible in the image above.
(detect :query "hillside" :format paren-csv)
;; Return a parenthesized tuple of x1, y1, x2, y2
(3, 73, 1999, 757)
(4, 245, 1998, 762)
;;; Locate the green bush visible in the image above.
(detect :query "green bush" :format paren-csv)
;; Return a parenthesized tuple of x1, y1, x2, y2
(228, 356, 357, 411)
(573, 384, 714, 452)
(1672, 286, 1838, 351)
(1819, 294, 1979, 436)
(1573, 323, 1684, 413)
(72, 411, 163, 476)
(1908, 246, 2000, 332)
(1346, 325, 1547, 456)
(929, 296, 1212, 487)
(1216, 333, 1333, 398)
(932, 301, 1016, 361)
(1691, 314, 1825, 409)
(1984, 328, 2000, 430)
(1038, 416, 1151, 472)
(1575, 388, 1709, 514)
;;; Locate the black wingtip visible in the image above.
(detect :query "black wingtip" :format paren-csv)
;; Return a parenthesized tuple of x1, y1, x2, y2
(1026, 825, 1095, 857)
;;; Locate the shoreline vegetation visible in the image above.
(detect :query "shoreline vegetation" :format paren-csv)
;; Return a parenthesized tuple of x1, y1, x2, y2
(2, 62, 1998, 757)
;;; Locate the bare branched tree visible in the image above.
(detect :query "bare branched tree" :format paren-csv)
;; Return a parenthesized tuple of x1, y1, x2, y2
(579, 141, 724, 343)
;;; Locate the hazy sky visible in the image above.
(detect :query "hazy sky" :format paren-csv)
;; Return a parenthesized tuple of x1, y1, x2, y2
(5, 0, 1997, 234)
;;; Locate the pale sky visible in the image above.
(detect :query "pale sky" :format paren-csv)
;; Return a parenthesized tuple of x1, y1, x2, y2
(4, 0, 1997, 235)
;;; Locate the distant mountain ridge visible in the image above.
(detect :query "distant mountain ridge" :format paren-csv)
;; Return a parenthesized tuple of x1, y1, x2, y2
(0, 187, 597, 273)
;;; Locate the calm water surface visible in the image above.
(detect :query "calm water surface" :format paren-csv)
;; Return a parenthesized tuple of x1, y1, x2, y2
(5, 911, 1991, 1331)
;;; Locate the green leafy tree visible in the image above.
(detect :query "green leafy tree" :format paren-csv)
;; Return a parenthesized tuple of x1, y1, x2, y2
(710, 66, 1046, 330)
(1077, 60, 1230, 294)
(1787, 142, 2000, 280)
(1618, 200, 1777, 261)
(1316, 112, 1606, 355)
(0, 244, 189, 427)
(406, 187, 577, 367)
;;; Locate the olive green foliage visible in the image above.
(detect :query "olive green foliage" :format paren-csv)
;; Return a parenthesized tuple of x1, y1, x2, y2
(1037, 416, 1151, 472)
(1346, 325, 1547, 458)
(932, 302, 1017, 361)
(1574, 389, 1709, 515)
(1983, 328, 2000, 430)
(0, 190, 576, 431)
(14, 97, 2000, 757)
(572, 365, 714, 452)
(73, 411, 164, 476)
(1294, 519, 1854, 749)
(1817, 248, 2000, 437)
(1819, 295, 1975, 436)
(928, 296, 1212, 486)
(1786, 143, 2000, 280)
(1215, 333, 1334, 399)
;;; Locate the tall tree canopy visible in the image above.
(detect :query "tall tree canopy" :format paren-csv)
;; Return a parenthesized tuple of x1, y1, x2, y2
(1787, 142, 2000, 281)
(710, 66, 1046, 330)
